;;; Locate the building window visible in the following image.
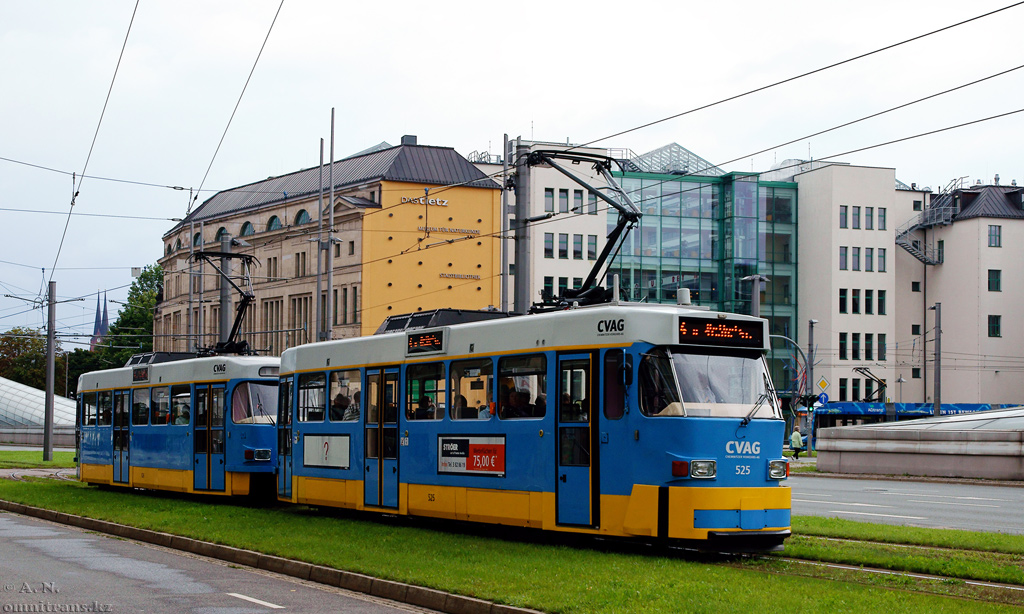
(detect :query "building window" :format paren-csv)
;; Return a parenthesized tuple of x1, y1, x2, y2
(267, 216, 282, 231)
(852, 206, 860, 229)
(912, 324, 921, 336)
(294, 252, 307, 277)
(878, 334, 887, 361)
(912, 281, 921, 292)
(839, 378, 848, 402)
(913, 200, 922, 211)
(558, 277, 568, 295)
(865, 333, 873, 361)
(353, 286, 358, 323)
(865, 289, 873, 314)
(865, 379, 874, 400)
(573, 277, 583, 289)
(240, 222, 255, 237)
(573, 190, 583, 214)
(989, 315, 1002, 337)
(587, 235, 597, 260)
(543, 276, 553, 300)
(215, 227, 228, 242)
(912, 367, 921, 379)
(558, 234, 568, 259)
(852, 378, 861, 402)
(865, 207, 873, 230)
(193, 232, 202, 247)
(349, 241, 355, 256)
(878, 248, 886, 272)
(852, 247, 860, 271)
(294, 209, 311, 225)
(839, 205, 848, 228)
(544, 233, 554, 259)
(573, 234, 583, 260)
(587, 192, 598, 215)
(878, 290, 886, 315)
(878, 208, 886, 230)
(839, 333, 847, 360)
(559, 189, 569, 213)
(852, 333, 860, 360)
(839, 246, 848, 270)
(544, 188, 554, 212)
(865, 247, 873, 271)
(839, 288, 848, 313)
(989, 269, 1002, 291)
(937, 240, 944, 263)
(989, 225, 1002, 247)
(852, 289, 860, 314)
(342, 288, 348, 324)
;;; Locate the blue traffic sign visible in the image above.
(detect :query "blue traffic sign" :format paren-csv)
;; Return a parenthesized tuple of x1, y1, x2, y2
(818, 392, 829, 405)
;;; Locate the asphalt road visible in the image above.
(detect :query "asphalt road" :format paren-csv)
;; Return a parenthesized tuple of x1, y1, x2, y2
(790, 474, 1024, 534)
(0, 512, 437, 614)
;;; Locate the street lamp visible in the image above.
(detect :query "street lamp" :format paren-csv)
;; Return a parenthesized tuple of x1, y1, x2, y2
(896, 375, 906, 403)
(740, 274, 769, 318)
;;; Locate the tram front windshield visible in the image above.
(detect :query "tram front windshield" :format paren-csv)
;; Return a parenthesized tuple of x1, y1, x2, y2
(232, 381, 278, 424)
(639, 347, 780, 419)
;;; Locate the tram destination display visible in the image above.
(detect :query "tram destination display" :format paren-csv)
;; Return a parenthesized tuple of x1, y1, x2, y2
(407, 330, 445, 355)
(437, 435, 506, 477)
(677, 316, 764, 348)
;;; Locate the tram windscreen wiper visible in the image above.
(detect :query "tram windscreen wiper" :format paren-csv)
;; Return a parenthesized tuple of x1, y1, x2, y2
(740, 374, 773, 427)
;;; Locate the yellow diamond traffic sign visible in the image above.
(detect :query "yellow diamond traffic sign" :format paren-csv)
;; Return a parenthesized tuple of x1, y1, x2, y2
(817, 376, 829, 392)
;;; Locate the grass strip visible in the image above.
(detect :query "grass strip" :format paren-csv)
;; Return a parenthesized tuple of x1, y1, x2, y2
(0, 479, 1020, 613)
(0, 450, 76, 469)
(794, 516, 1024, 555)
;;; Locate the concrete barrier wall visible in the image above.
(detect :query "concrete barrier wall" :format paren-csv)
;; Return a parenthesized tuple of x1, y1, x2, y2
(0, 427, 76, 447)
(816, 427, 1024, 480)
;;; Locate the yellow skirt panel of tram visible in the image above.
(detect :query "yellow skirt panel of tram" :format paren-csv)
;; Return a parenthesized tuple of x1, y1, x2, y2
(79, 463, 113, 485)
(621, 484, 791, 540)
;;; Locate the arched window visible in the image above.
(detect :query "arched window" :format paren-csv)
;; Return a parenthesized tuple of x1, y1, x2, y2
(240, 221, 255, 237)
(174, 238, 182, 251)
(294, 209, 311, 225)
(267, 216, 282, 231)
(215, 227, 229, 242)
(166, 243, 172, 255)
(193, 232, 202, 247)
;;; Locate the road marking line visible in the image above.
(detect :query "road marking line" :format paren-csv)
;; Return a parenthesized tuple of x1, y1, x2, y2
(906, 499, 1000, 508)
(880, 492, 1010, 502)
(792, 498, 834, 503)
(827, 510, 926, 520)
(227, 593, 284, 609)
(826, 502, 892, 508)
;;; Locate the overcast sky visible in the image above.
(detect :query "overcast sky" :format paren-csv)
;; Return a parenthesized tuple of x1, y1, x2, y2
(3, 0, 1023, 344)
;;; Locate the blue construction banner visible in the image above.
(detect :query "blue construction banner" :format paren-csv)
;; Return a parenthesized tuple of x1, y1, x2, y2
(815, 402, 1022, 416)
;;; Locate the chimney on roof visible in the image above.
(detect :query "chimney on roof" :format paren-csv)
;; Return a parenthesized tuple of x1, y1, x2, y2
(401, 135, 417, 146)
(911, 183, 917, 190)
(994, 174, 1000, 185)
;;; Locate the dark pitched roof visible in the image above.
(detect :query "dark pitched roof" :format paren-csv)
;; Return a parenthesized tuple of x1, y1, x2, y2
(167, 144, 499, 235)
(951, 186, 1024, 221)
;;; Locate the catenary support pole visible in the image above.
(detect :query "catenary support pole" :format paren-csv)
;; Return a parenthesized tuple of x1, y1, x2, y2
(326, 109, 335, 340)
(219, 236, 232, 343)
(44, 281, 55, 462)
(500, 134, 509, 312)
(933, 302, 941, 416)
(315, 139, 325, 341)
(513, 141, 531, 313)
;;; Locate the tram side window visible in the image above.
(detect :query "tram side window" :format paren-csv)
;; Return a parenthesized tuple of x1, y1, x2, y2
(638, 350, 683, 417)
(278, 378, 293, 426)
(406, 363, 445, 420)
(81, 392, 97, 426)
(449, 359, 493, 420)
(328, 369, 361, 422)
(603, 350, 626, 420)
(97, 391, 113, 426)
(298, 372, 326, 422)
(132, 388, 150, 426)
(170, 385, 191, 425)
(498, 354, 547, 419)
(151, 387, 170, 424)
(233, 381, 278, 424)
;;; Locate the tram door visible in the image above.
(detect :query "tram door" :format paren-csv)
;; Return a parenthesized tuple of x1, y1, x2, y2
(277, 378, 293, 499)
(112, 390, 130, 484)
(193, 385, 226, 491)
(364, 367, 399, 509)
(556, 354, 597, 527)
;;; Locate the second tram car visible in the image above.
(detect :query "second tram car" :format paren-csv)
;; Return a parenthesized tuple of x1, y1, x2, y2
(77, 354, 280, 496)
(278, 302, 791, 550)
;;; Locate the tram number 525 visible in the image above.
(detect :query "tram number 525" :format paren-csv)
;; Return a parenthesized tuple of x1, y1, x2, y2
(735, 465, 751, 475)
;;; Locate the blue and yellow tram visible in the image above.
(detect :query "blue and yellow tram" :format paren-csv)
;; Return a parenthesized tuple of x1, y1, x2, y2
(278, 303, 791, 549)
(77, 355, 280, 496)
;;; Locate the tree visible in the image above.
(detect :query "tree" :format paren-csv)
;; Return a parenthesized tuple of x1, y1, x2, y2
(0, 326, 67, 392)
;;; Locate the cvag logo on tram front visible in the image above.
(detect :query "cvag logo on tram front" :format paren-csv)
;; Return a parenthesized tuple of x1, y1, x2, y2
(725, 440, 760, 457)
(596, 318, 625, 336)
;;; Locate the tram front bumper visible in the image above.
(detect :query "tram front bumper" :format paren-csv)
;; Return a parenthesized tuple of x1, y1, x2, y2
(622, 484, 791, 541)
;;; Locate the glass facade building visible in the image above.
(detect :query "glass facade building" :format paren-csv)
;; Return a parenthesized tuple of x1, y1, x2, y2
(608, 172, 798, 393)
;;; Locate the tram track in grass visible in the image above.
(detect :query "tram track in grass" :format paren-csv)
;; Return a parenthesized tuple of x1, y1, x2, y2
(1, 478, 1024, 612)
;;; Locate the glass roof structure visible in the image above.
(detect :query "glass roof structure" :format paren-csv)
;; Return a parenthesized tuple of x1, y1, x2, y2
(0, 376, 76, 427)
(629, 143, 725, 176)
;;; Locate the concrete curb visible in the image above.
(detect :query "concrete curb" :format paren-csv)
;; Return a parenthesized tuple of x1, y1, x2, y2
(0, 499, 543, 614)
(792, 470, 1024, 488)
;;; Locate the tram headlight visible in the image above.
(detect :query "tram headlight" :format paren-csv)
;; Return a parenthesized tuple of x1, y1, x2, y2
(768, 459, 789, 480)
(690, 460, 717, 479)
(245, 448, 272, 461)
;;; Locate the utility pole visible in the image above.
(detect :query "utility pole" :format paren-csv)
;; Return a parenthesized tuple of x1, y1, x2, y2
(326, 109, 335, 340)
(315, 139, 325, 341)
(513, 140, 531, 313)
(44, 281, 55, 462)
(931, 302, 941, 416)
(219, 236, 232, 343)
(807, 319, 818, 433)
(741, 274, 769, 318)
(500, 134, 510, 312)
